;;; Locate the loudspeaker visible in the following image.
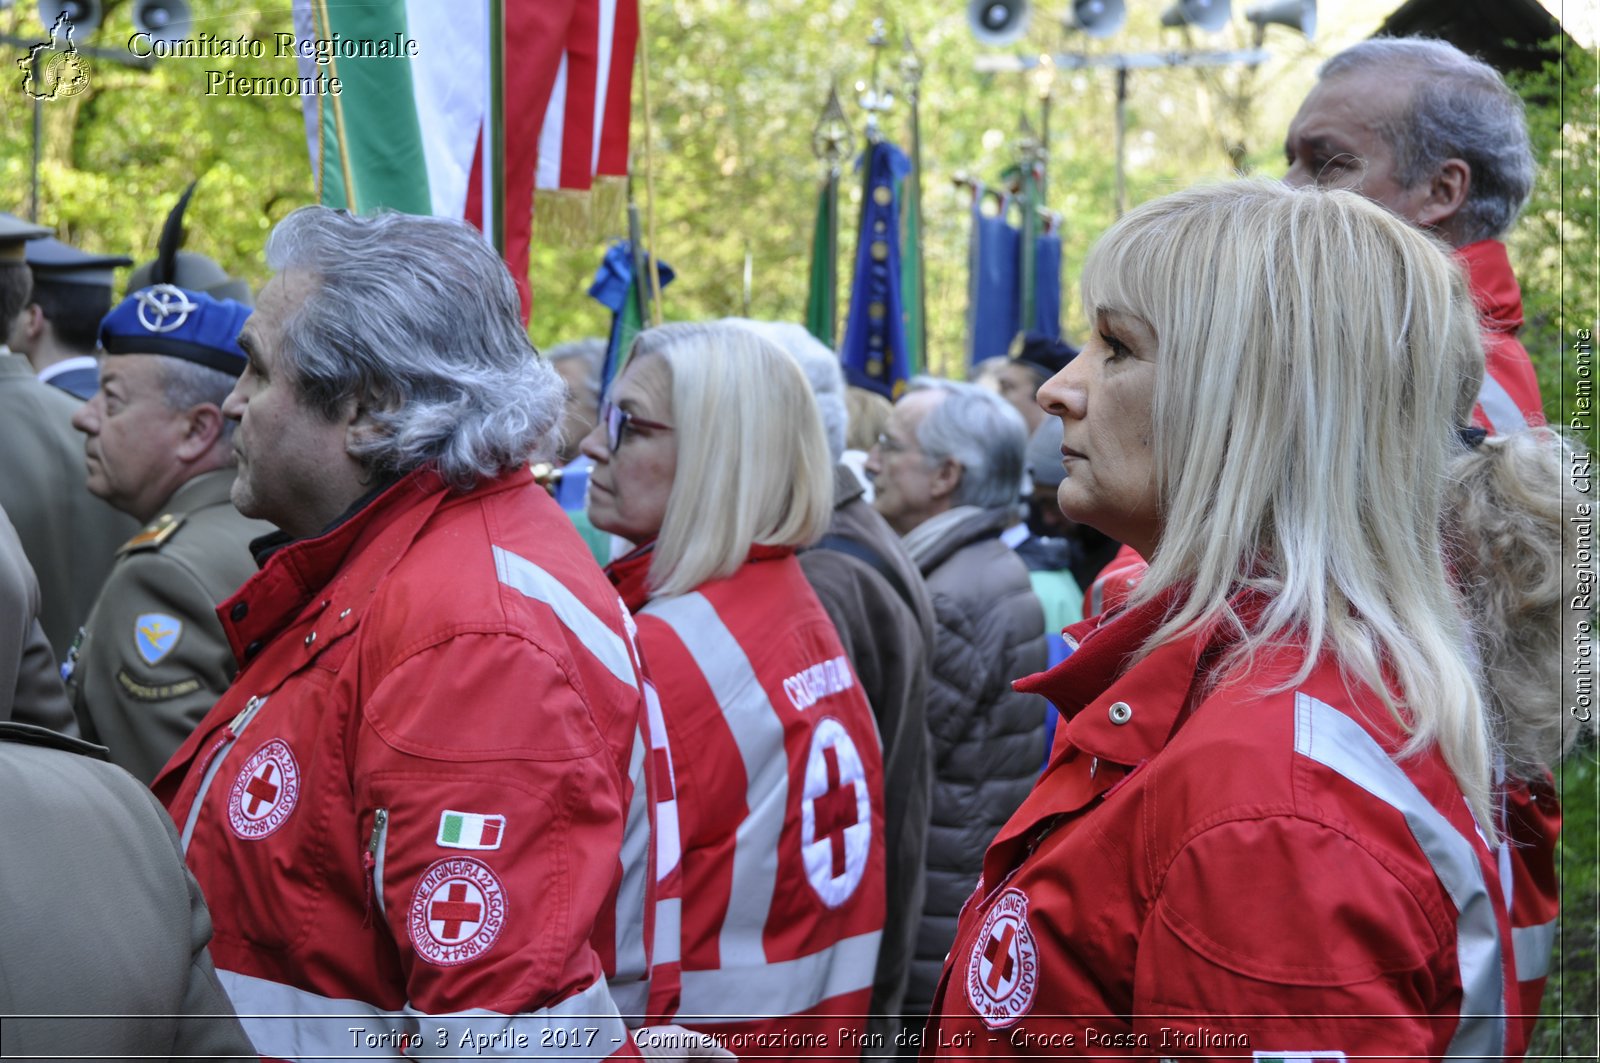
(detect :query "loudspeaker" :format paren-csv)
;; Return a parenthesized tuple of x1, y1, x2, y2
(967, 0, 1031, 46)
(1159, 0, 1231, 32)
(132, 0, 191, 42)
(1244, 0, 1315, 40)
(1062, 0, 1125, 38)
(37, 0, 100, 33)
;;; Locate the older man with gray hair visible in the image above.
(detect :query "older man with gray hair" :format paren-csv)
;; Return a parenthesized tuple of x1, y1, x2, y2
(865, 376, 1047, 1031)
(1284, 37, 1545, 433)
(154, 207, 663, 1058)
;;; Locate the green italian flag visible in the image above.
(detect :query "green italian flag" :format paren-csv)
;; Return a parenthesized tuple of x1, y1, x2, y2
(437, 810, 505, 850)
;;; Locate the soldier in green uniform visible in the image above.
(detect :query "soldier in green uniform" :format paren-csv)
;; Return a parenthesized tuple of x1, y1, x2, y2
(0, 213, 138, 659)
(64, 284, 270, 783)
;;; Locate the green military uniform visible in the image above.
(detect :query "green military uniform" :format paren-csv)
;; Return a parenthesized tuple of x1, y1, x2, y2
(0, 504, 75, 734)
(66, 468, 270, 784)
(0, 352, 139, 658)
(0, 721, 254, 1057)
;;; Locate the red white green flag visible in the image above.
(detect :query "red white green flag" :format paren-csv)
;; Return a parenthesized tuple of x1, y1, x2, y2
(291, 0, 638, 320)
(436, 810, 506, 851)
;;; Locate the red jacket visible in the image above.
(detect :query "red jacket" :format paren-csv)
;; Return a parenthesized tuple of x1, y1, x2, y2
(1500, 774, 1561, 1057)
(1458, 240, 1546, 433)
(1082, 543, 1146, 620)
(612, 545, 886, 1052)
(157, 468, 653, 1061)
(924, 591, 1516, 1059)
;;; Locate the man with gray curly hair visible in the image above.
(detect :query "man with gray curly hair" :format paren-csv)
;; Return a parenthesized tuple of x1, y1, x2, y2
(155, 207, 661, 1058)
(1284, 37, 1546, 433)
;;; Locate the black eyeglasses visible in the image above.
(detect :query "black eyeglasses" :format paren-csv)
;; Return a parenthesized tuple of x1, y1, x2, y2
(601, 400, 673, 452)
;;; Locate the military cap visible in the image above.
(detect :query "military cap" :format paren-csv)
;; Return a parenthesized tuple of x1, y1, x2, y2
(126, 252, 253, 306)
(1013, 332, 1079, 380)
(0, 213, 50, 262)
(99, 285, 250, 377)
(26, 237, 132, 288)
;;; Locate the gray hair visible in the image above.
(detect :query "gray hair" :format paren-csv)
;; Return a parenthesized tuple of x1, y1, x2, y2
(264, 207, 562, 489)
(907, 375, 1026, 509)
(158, 357, 238, 448)
(724, 319, 847, 463)
(1321, 38, 1534, 243)
(544, 337, 606, 403)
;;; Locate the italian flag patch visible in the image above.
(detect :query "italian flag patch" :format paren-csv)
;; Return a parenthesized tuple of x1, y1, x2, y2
(436, 810, 506, 851)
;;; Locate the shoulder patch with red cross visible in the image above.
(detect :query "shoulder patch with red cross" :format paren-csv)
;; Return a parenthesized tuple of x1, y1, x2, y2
(966, 887, 1039, 1029)
(408, 856, 509, 966)
(227, 739, 301, 840)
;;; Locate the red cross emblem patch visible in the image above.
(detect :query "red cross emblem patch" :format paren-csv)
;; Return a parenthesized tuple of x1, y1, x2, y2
(227, 739, 301, 840)
(966, 887, 1038, 1029)
(408, 857, 508, 966)
(800, 716, 872, 907)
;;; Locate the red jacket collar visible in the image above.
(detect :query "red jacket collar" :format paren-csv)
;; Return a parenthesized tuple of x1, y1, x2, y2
(218, 466, 530, 664)
(987, 586, 1279, 882)
(607, 542, 797, 612)
(1017, 586, 1210, 768)
(1455, 239, 1524, 336)
(607, 542, 656, 612)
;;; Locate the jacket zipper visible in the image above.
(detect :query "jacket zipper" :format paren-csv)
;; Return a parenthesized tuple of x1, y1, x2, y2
(179, 695, 266, 853)
(364, 808, 390, 926)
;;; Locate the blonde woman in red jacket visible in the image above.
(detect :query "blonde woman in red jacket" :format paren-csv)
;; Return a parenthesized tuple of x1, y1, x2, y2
(583, 321, 887, 1055)
(925, 181, 1568, 1058)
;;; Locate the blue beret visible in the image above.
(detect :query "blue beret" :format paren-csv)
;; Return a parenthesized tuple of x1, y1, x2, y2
(26, 237, 132, 288)
(99, 284, 251, 377)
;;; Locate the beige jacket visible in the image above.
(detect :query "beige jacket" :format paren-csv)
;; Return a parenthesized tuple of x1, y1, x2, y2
(0, 352, 137, 656)
(67, 468, 271, 783)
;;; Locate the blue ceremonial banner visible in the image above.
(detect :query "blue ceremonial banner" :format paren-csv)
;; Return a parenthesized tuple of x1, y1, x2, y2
(840, 141, 913, 400)
(1032, 225, 1063, 342)
(589, 240, 675, 394)
(967, 188, 1020, 371)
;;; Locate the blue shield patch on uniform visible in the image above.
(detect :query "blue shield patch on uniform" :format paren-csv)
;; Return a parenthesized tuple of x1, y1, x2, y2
(134, 613, 182, 665)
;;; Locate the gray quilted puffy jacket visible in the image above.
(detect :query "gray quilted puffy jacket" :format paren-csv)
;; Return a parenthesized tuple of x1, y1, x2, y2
(902, 504, 1048, 1020)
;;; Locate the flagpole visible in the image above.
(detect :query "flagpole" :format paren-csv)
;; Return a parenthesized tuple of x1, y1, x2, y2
(901, 34, 926, 376)
(626, 177, 649, 328)
(1017, 117, 1040, 338)
(808, 86, 851, 348)
(488, 0, 505, 253)
(636, 2, 663, 325)
(313, 0, 358, 210)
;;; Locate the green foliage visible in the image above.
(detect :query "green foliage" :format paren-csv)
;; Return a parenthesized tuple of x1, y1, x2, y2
(0, 0, 1328, 368)
(534, 0, 1285, 366)
(1507, 39, 1599, 453)
(0, 1, 311, 291)
(1531, 750, 1599, 1058)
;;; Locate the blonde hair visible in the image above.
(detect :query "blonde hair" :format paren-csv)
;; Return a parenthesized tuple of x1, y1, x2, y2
(845, 386, 892, 453)
(1083, 180, 1495, 827)
(632, 322, 834, 598)
(1447, 430, 1597, 779)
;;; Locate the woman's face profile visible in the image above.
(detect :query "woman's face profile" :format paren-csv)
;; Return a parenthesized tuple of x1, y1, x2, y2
(580, 353, 678, 545)
(1037, 309, 1160, 557)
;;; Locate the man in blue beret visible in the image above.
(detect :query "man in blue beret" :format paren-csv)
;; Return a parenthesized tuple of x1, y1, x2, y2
(65, 284, 272, 783)
(9, 235, 132, 400)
